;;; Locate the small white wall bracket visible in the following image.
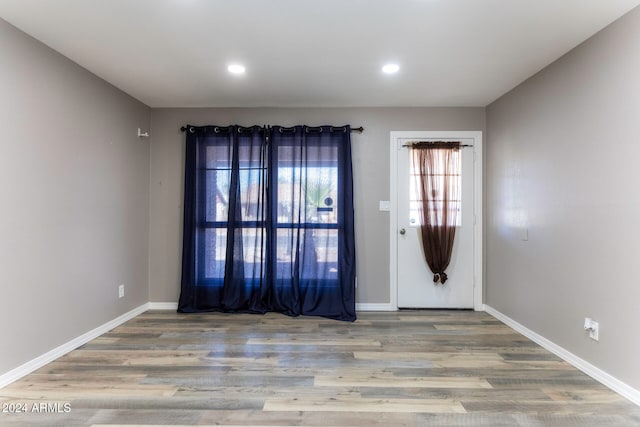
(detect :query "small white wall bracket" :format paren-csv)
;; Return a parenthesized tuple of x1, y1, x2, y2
(137, 128, 149, 138)
(584, 317, 599, 341)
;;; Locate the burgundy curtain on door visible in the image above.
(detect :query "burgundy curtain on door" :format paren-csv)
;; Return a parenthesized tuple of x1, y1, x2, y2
(411, 141, 461, 284)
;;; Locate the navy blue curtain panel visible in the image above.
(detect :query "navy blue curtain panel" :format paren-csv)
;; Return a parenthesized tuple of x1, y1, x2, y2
(178, 125, 356, 321)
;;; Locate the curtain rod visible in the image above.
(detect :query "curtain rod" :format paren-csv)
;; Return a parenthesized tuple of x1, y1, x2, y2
(402, 141, 473, 148)
(180, 125, 364, 133)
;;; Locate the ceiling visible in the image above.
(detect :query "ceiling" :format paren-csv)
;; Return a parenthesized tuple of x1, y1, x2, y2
(1, 0, 639, 108)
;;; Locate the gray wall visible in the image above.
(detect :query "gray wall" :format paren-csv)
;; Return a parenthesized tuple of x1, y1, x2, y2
(486, 7, 640, 390)
(0, 20, 151, 374)
(149, 108, 485, 304)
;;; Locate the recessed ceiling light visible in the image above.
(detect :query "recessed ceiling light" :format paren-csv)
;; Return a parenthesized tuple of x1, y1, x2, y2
(382, 63, 400, 74)
(227, 64, 246, 74)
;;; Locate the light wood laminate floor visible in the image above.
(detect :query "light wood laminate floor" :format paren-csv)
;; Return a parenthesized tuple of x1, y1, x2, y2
(1, 310, 639, 426)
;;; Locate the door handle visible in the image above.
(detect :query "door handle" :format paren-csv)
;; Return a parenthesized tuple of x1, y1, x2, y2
(399, 228, 406, 235)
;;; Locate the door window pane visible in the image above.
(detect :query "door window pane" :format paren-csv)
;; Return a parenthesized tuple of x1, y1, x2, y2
(409, 149, 462, 227)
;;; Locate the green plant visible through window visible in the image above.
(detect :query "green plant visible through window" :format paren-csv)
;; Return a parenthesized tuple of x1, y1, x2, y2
(304, 172, 337, 223)
(305, 176, 333, 208)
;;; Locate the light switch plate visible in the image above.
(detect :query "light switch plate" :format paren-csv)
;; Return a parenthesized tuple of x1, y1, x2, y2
(379, 200, 390, 211)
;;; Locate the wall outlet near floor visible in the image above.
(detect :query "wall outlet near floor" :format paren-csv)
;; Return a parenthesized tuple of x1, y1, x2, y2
(584, 317, 599, 341)
(118, 284, 125, 299)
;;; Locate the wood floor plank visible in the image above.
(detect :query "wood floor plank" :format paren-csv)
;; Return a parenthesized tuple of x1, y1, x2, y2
(246, 337, 382, 347)
(263, 397, 466, 413)
(354, 351, 505, 361)
(314, 374, 493, 389)
(172, 385, 361, 399)
(354, 351, 508, 368)
(542, 387, 629, 403)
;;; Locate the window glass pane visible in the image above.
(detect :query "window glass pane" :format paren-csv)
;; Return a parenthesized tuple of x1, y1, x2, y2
(206, 169, 230, 222)
(238, 169, 265, 222)
(276, 228, 296, 264)
(206, 144, 232, 167)
(305, 167, 338, 224)
(239, 228, 266, 282)
(240, 228, 265, 265)
(202, 228, 265, 280)
(312, 229, 339, 279)
(205, 142, 232, 223)
(277, 166, 338, 224)
(410, 149, 462, 227)
(238, 139, 266, 222)
(277, 144, 338, 167)
(203, 228, 227, 279)
(276, 144, 339, 225)
(275, 229, 338, 281)
(277, 166, 304, 224)
(277, 174, 338, 226)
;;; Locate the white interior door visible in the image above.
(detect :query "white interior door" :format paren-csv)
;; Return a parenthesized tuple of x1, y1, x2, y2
(396, 136, 475, 308)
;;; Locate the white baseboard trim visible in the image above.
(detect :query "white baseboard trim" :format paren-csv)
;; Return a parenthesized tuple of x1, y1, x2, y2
(148, 302, 178, 310)
(356, 303, 397, 311)
(0, 303, 149, 389)
(484, 304, 640, 407)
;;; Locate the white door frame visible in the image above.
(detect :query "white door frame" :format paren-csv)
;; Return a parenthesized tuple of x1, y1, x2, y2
(389, 131, 483, 311)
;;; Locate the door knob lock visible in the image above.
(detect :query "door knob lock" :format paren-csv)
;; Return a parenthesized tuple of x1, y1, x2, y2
(399, 228, 406, 235)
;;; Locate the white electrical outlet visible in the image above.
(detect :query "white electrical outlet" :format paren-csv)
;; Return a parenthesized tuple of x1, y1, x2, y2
(118, 284, 125, 298)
